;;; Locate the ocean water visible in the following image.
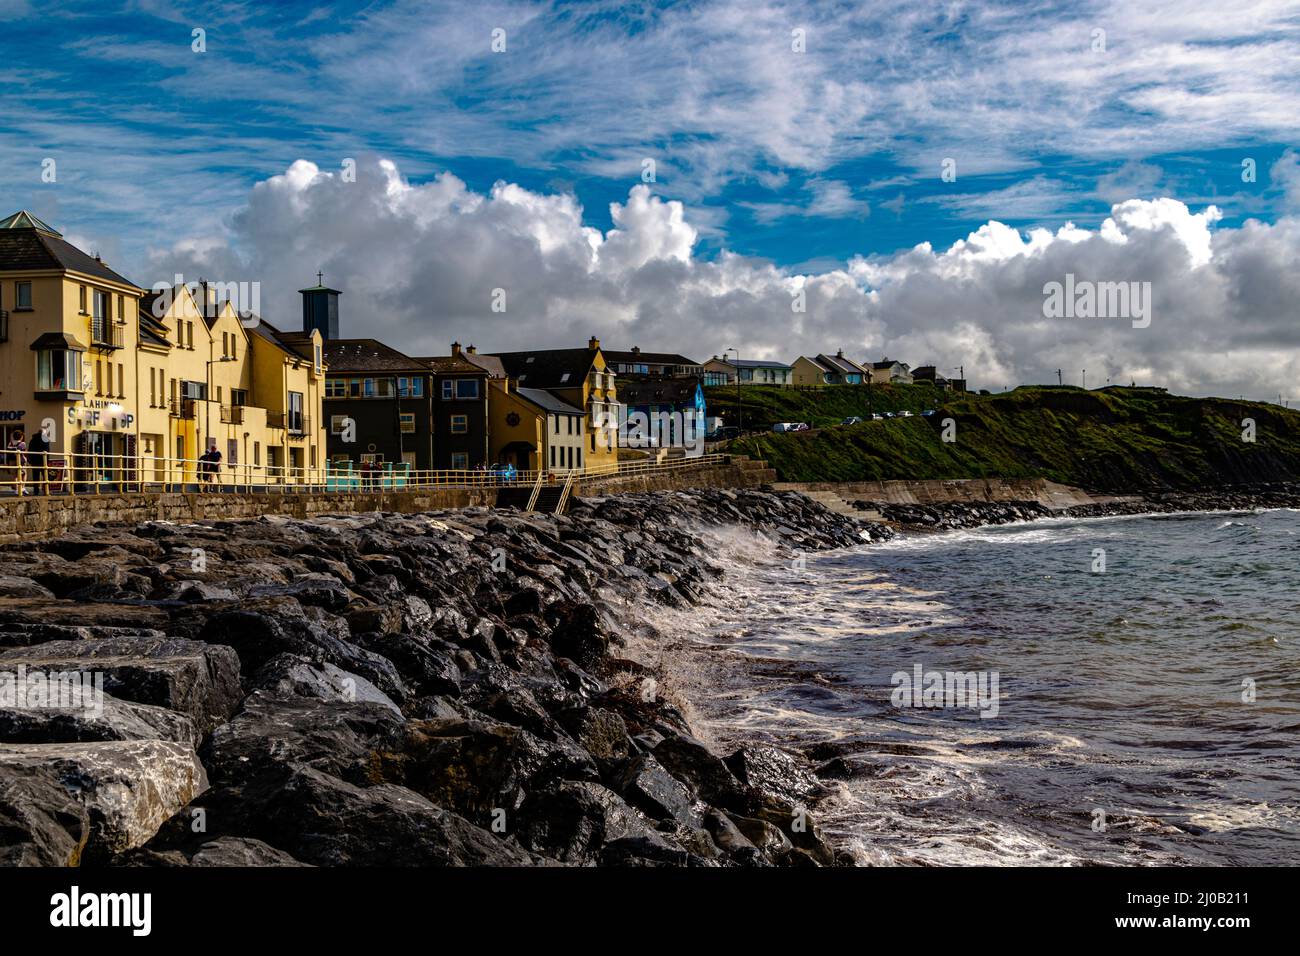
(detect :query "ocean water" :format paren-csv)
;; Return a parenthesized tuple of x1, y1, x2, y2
(689, 509, 1300, 865)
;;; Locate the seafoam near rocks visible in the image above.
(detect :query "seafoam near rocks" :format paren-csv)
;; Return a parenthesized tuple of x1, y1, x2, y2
(0, 488, 877, 867)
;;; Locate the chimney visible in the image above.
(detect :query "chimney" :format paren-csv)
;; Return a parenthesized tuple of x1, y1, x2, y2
(451, 341, 462, 357)
(588, 336, 600, 350)
(631, 346, 641, 355)
(837, 349, 844, 358)
(299, 274, 341, 340)
(467, 344, 477, 355)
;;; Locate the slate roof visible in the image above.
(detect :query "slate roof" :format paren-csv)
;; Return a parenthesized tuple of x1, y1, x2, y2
(463, 351, 506, 378)
(419, 354, 489, 375)
(321, 337, 424, 373)
(602, 348, 701, 367)
(0, 212, 141, 288)
(717, 358, 793, 370)
(517, 387, 584, 415)
(491, 349, 599, 388)
(817, 352, 868, 375)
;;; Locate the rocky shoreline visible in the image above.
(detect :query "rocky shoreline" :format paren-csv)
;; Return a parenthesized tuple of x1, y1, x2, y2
(851, 482, 1300, 533)
(0, 488, 876, 867)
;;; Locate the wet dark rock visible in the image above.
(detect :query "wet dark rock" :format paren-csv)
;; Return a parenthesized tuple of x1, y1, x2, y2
(617, 753, 698, 825)
(0, 637, 241, 734)
(0, 487, 876, 867)
(201, 692, 406, 788)
(725, 745, 823, 805)
(517, 781, 658, 863)
(653, 735, 746, 811)
(0, 680, 197, 745)
(248, 653, 402, 714)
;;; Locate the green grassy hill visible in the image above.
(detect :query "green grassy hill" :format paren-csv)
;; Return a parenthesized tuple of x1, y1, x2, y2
(724, 385, 1300, 491)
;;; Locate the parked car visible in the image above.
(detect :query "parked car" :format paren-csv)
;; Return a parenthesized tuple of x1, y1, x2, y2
(921, 409, 937, 417)
(871, 413, 883, 420)
(841, 416, 863, 425)
(900, 410, 914, 417)
(707, 425, 741, 441)
(884, 411, 896, 419)
(772, 422, 796, 433)
(792, 422, 810, 431)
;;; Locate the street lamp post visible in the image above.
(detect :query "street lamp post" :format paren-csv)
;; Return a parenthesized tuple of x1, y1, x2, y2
(727, 347, 743, 433)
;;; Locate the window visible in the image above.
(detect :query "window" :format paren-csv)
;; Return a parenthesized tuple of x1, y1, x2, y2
(314, 344, 322, 374)
(231, 388, 248, 406)
(330, 415, 350, 435)
(398, 377, 424, 398)
(363, 378, 376, 398)
(254, 442, 261, 466)
(181, 380, 207, 400)
(550, 445, 556, 467)
(450, 414, 467, 434)
(399, 412, 415, 434)
(117, 363, 124, 397)
(348, 378, 362, 398)
(326, 378, 345, 398)
(288, 391, 304, 432)
(443, 378, 479, 400)
(116, 294, 124, 322)
(451, 452, 468, 469)
(16, 282, 32, 309)
(79, 286, 87, 313)
(35, 349, 82, 392)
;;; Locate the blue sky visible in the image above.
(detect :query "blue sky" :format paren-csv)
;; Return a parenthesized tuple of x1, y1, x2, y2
(3, 0, 1296, 270)
(3, 0, 1300, 398)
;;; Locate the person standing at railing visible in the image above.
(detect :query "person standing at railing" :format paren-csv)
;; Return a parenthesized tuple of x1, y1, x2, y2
(5, 430, 27, 496)
(26, 428, 49, 496)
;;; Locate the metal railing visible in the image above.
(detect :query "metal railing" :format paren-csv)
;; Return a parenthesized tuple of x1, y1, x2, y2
(220, 405, 244, 424)
(555, 469, 578, 515)
(91, 319, 124, 349)
(169, 397, 197, 419)
(0, 449, 732, 498)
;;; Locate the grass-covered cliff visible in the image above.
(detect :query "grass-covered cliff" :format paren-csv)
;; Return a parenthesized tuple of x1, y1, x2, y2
(723, 385, 1300, 491)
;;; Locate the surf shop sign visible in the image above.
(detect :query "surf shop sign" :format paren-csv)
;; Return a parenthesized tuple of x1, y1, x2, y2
(67, 399, 134, 430)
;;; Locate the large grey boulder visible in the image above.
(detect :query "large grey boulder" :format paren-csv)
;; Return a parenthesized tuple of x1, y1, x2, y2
(0, 739, 207, 864)
(0, 637, 242, 734)
(0, 677, 198, 745)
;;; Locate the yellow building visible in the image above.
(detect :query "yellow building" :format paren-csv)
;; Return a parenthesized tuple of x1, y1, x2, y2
(488, 378, 587, 474)
(489, 337, 621, 473)
(0, 210, 325, 491)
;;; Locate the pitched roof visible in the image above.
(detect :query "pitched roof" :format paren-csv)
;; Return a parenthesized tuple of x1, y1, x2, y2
(872, 359, 908, 370)
(321, 337, 424, 373)
(517, 387, 584, 415)
(0, 214, 140, 288)
(463, 351, 506, 378)
(602, 348, 701, 367)
(818, 352, 868, 375)
(490, 349, 599, 388)
(418, 354, 488, 375)
(726, 358, 792, 370)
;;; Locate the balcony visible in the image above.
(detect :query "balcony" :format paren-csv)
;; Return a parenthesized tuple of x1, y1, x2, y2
(91, 319, 124, 350)
(169, 397, 196, 420)
(267, 411, 309, 435)
(220, 405, 244, 425)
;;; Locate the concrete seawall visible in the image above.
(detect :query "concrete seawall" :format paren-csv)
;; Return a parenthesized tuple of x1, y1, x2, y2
(773, 477, 1121, 510)
(0, 459, 778, 542)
